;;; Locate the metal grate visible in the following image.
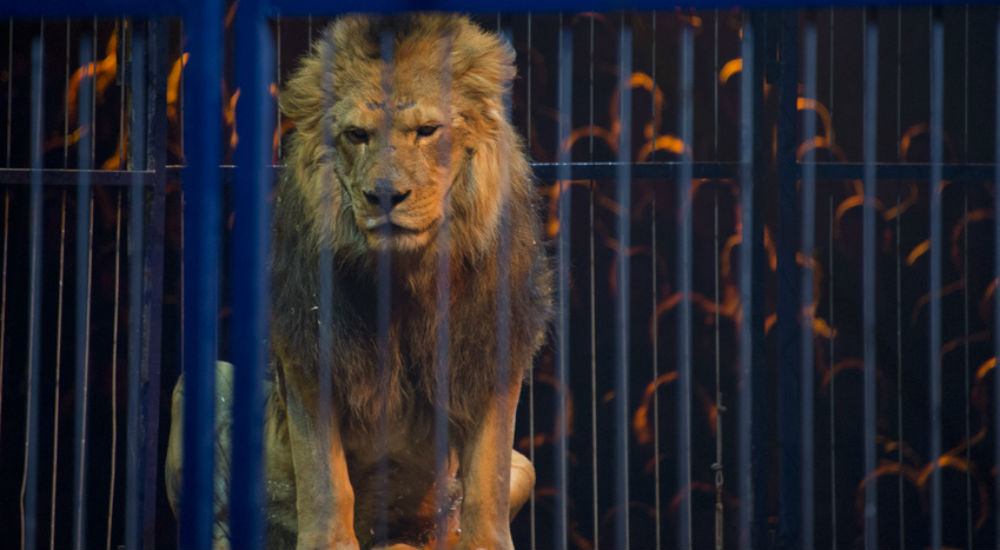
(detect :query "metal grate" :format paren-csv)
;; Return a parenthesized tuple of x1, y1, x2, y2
(0, 3, 998, 550)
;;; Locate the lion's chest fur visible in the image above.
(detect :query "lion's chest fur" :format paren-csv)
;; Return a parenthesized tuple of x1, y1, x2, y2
(326, 261, 501, 439)
(282, 263, 501, 548)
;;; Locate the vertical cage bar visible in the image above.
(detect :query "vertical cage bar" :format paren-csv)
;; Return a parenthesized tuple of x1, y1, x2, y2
(23, 36, 43, 550)
(275, 14, 281, 161)
(90, 18, 96, 164)
(713, 9, 719, 161)
(711, 12, 722, 541)
(894, 10, 904, 548)
(650, 12, 661, 550)
(125, 28, 147, 550)
(107, 191, 123, 550)
(496, 32, 514, 550)
(584, 12, 601, 549)
(993, 11, 1000, 549)
(141, 18, 168, 548)
(588, 13, 598, 550)
(713, 186, 723, 550)
(72, 36, 94, 550)
(53, 21, 70, 536)
(316, 29, 336, 549)
(432, 31, 453, 546)
(738, 17, 755, 550)
(963, 7, 969, 161)
(800, 22, 818, 550)
(526, 13, 532, 153)
(652, 10, 664, 549)
(230, 3, 274, 548)
(828, 12, 838, 547)
(829, 196, 838, 550)
(0, 157, 6, 444)
(374, 29, 394, 544)
(961, 12, 972, 550)
(895, 189, 903, 549)
(525, 16, 536, 550)
(555, 20, 572, 550)
(677, 21, 694, 550)
(862, 14, 879, 550)
(0, 18, 8, 464)
(777, 9, 802, 547)
(4, 19, 10, 167)
(118, 18, 125, 169)
(179, 0, 224, 546)
(614, 20, 632, 550)
(929, 13, 944, 550)
(0, 190, 4, 423)
(176, 18, 182, 163)
(49, 188, 67, 550)
(62, 19, 69, 167)
(963, 193, 971, 550)
(750, 13, 770, 545)
(51, 19, 70, 544)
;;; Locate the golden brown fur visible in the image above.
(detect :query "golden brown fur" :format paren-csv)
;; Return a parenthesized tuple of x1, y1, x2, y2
(167, 13, 550, 550)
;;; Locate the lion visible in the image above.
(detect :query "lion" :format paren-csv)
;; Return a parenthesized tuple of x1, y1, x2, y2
(165, 14, 551, 550)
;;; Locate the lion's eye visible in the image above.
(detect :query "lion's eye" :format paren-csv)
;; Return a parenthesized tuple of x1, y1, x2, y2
(345, 128, 370, 145)
(416, 124, 441, 138)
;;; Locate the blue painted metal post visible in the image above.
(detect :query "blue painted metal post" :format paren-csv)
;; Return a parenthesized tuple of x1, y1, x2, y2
(555, 21, 572, 550)
(800, 21, 818, 550)
(862, 13, 879, 549)
(747, 11, 772, 548)
(141, 17, 170, 549)
(929, 11, 944, 550)
(180, 0, 224, 547)
(738, 16, 756, 549)
(433, 31, 453, 545)
(126, 26, 148, 550)
(24, 36, 44, 550)
(994, 13, 1000, 550)
(72, 33, 94, 550)
(677, 23, 694, 550)
(231, 1, 275, 547)
(615, 21, 633, 550)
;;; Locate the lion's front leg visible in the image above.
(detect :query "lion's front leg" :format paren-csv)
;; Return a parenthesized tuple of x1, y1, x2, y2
(456, 378, 523, 550)
(281, 367, 359, 550)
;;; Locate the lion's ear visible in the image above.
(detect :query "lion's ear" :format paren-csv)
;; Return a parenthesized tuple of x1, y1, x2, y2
(280, 51, 327, 131)
(451, 26, 516, 105)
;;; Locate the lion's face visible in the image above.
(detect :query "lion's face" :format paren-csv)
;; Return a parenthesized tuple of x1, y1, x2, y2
(329, 70, 457, 252)
(282, 15, 519, 259)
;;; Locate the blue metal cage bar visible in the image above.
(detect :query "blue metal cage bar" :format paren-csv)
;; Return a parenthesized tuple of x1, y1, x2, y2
(179, 2, 223, 548)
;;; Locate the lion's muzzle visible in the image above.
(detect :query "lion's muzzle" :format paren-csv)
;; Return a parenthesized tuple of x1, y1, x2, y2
(363, 178, 412, 212)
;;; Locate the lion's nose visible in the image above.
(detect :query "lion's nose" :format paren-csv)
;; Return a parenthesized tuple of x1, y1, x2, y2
(364, 180, 411, 211)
